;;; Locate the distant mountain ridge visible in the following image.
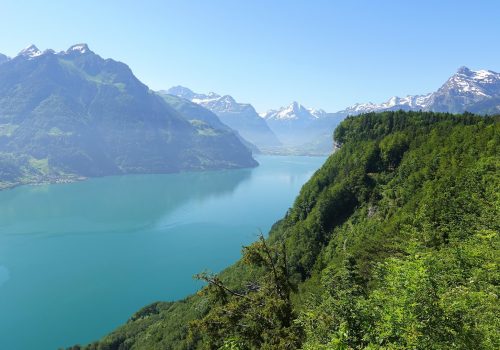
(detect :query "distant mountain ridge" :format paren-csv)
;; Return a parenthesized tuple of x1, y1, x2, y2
(261, 101, 343, 152)
(165, 86, 221, 102)
(157, 92, 260, 153)
(261, 101, 327, 122)
(261, 66, 500, 154)
(263, 67, 500, 123)
(165, 66, 499, 156)
(165, 86, 281, 149)
(0, 44, 257, 189)
(340, 67, 500, 115)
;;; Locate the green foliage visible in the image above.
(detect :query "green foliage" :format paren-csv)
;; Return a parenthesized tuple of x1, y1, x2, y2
(79, 111, 499, 350)
(378, 131, 409, 168)
(189, 234, 302, 350)
(298, 112, 499, 349)
(80, 299, 207, 350)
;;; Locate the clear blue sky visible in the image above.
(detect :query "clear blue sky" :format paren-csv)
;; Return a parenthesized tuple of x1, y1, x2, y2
(1, 0, 498, 112)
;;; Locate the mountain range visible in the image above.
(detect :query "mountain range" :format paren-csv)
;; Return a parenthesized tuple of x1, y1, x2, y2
(166, 67, 500, 156)
(261, 67, 500, 149)
(260, 101, 343, 152)
(339, 66, 500, 115)
(165, 86, 282, 149)
(1, 43, 498, 185)
(157, 92, 260, 153)
(0, 44, 257, 189)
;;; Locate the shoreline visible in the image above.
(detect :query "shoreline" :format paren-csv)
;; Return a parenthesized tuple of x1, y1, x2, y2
(0, 154, 330, 192)
(0, 176, 87, 192)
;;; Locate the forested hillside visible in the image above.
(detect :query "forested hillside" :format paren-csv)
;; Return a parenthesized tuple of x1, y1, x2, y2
(74, 111, 499, 350)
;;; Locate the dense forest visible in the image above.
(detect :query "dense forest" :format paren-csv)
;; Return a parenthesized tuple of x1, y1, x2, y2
(72, 111, 499, 350)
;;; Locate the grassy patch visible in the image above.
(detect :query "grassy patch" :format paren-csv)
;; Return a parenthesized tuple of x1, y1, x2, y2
(0, 124, 19, 137)
(48, 127, 73, 137)
(28, 157, 49, 174)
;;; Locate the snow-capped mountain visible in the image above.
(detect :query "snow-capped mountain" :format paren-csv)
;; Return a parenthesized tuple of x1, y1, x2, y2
(66, 43, 91, 54)
(166, 86, 281, 148)
(17, 44, 43, 59)
(341, 94, 433, 115)
(427, 67, 500, 113)
(166, 66, 499, 156)
(309, 108, 329, 119)
(261, 101, 326, 121)
(261, 101, 343, 149)
(164, 86, 220, 102)
(437, 67, 500, 99)
(196, 95, 247, 114)
(11, 44, 96, 61)
(340, 67, 500, 115)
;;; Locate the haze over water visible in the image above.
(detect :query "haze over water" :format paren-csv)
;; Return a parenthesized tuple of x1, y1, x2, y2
(0, 155, 326, 350)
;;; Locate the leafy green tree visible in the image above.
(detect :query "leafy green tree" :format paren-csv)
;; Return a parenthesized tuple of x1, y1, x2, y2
(190, 234, 302, 350)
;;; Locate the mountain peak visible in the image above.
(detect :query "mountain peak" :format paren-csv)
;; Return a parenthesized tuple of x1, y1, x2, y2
(18, 44, 42, 58)
(166, 85, 212, 101)
(287, 101, 310, 113)
(220, 95, 236, 103)
(457, 66, 472, 75)
(454, 67, 499, 81)
(262, 101, 320, 121)
(289, 101, 302, 110)
(0, 53, 10, 65)
(309, 108, 327, 118)
(66, 43, 91, 55)
(202, 94, 239, 111)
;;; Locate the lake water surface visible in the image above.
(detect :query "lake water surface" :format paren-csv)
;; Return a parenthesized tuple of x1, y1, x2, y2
(0, 155, 326, 350)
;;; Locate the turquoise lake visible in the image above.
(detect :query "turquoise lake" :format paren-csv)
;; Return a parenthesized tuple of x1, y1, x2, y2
(0, 155, 326, 350)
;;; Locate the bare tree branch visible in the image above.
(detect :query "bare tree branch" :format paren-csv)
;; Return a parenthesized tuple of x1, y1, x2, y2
(196, 273, 251, 300)
(258, 232, 286, 301)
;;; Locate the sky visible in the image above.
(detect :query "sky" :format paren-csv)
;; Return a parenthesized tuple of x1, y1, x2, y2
(0, 0, 499, 112)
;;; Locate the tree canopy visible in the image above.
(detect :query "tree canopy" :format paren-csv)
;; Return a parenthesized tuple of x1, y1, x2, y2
(77, 111, 499, 350)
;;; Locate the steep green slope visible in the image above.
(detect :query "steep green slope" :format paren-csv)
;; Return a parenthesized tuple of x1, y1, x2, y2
(0, 45, 257, 189)
(158, 93, 230, 130)
(74, 111, 499, 350)
(165, 86, 282, 149)
(158, 93, 260, 154)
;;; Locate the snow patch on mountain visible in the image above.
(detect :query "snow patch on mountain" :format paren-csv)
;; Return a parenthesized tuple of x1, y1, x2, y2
(17, 45, 42, 59)
(342, 93, 433, 114)
(15, 43, 95, 60)
(166, 86, 222, 103)
(66, 43, 90, 54)
(167, 87, 255, 114)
